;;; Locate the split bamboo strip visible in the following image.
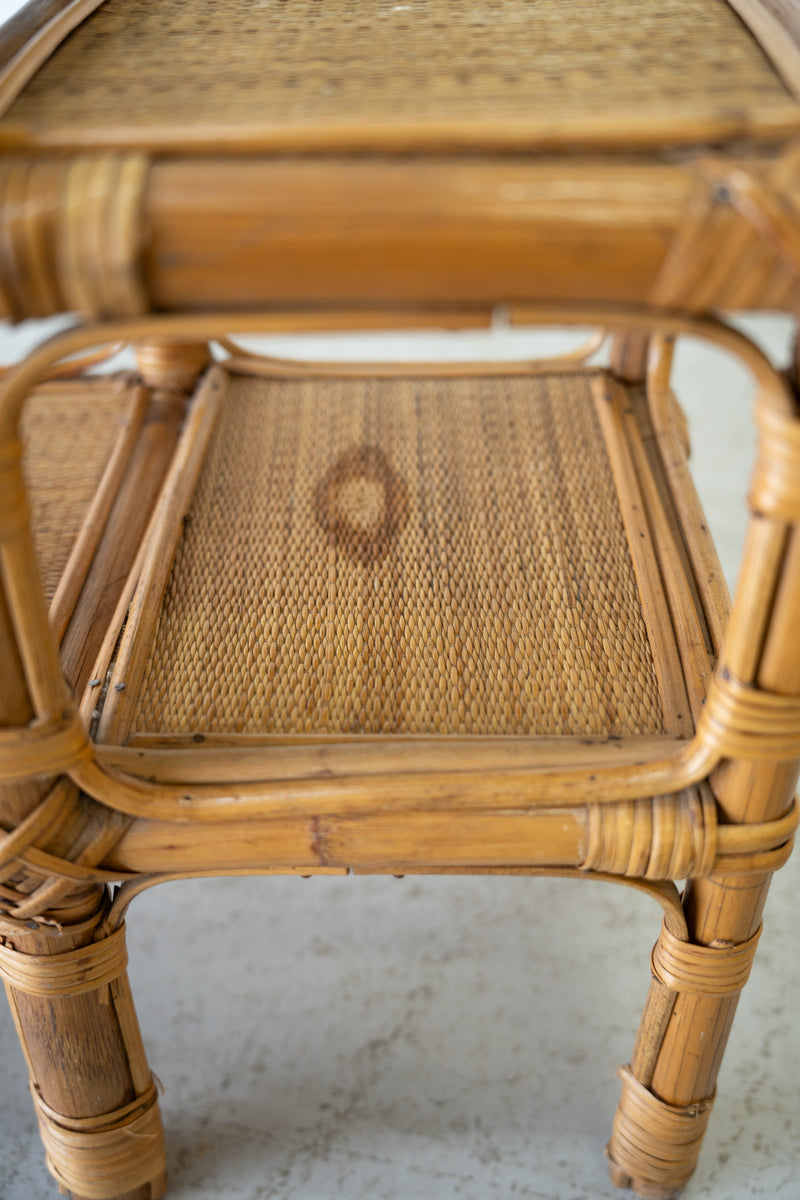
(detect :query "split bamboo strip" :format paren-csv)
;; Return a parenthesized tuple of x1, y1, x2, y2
(102, 736, 690, 785)
(590, 376, 693, 734)
(58, 384, 191, 696)
(95, 365, 227, 744)
(615, 397, 713, 723)
(645, 338, 732, 656)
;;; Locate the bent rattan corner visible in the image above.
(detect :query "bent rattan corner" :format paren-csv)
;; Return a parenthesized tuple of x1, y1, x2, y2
(1, 2, 800, 1199)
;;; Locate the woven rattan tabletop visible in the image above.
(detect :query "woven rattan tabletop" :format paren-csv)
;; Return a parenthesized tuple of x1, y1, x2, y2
(103, 365, 683, 743)
(2, 0, 800, 152)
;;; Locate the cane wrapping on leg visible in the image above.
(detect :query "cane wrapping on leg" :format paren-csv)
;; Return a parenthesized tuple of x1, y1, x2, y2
(607, 919, 762, 1198)
(0, 924, 166, 1200)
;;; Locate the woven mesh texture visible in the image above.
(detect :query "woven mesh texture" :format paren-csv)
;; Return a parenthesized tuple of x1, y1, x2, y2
(21, 379, 128, 602)
(3, 0, 793, 146)
(130, 370, 664, 738)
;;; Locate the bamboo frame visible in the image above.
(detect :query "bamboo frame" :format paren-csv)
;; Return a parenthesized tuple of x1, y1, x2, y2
(1, 308, 797, 828)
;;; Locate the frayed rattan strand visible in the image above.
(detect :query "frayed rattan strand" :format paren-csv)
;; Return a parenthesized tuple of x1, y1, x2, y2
(5, 812, 137, 923)
(12, 846, 135, 888)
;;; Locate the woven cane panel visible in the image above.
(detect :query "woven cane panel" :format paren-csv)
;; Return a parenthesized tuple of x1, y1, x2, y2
(21, 379, 128, 602)
(3, 0, 793, 147)
(129, 371, 664, 738)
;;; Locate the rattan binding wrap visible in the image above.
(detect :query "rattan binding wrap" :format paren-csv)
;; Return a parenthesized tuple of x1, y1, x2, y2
(126, 370, 664, 739)
(2, 0, 798, 151)
(0, 153, 149, 319)
(608, 1068, 715, 1198)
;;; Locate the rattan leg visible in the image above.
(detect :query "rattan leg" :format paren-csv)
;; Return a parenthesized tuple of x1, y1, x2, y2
(607, 836, 787, 1198)
(1, 886, 166, 1200)
(608, 764, 796, 1197)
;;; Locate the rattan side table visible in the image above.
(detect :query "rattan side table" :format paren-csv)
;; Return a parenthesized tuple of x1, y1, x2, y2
(1, 3, 800, 1198)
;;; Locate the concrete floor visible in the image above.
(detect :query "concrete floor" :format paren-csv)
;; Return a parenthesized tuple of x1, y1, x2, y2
(1, 316, 798, 1199)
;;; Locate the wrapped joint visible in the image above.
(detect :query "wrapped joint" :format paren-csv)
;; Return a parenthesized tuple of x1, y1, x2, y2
(0, 708, 92, 783)
(0, 153, 149, 320)
(0, 922, 127, 996)
(134, 339, 212, 393)
(607, 1066, 714, 1197)
(650, 921, 761, 997)
(31, 1080, 165, 1200)
(582, 789, 716, 880)
(714, 796, 799, 875)
(697, 671, 800, 761)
